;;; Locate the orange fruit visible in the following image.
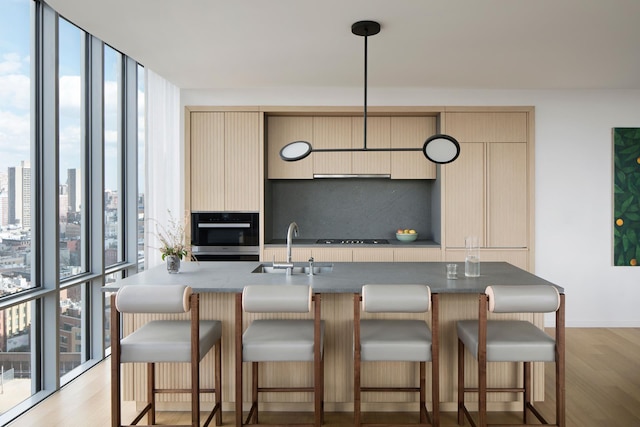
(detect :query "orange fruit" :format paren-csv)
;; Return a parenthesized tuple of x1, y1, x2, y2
(631, 259, 637, 266)
(616, 218, 624, 226)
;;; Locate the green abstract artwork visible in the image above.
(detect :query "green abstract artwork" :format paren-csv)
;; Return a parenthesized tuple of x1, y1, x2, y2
(613, 127, 640, 266)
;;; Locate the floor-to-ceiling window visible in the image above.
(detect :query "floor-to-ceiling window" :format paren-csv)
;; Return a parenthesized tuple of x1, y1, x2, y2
(0, 1, 143, 422)
(57, 17, 87, 378)
(58, 18, 86, 280)
(104, 45, 123, 267)
(137, 64, 145, 272)
(0, 0, 36, 415)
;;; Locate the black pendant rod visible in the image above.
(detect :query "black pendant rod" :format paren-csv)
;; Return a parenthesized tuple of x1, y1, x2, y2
(352, 21, 381, 151)
(364, 31, 368, 149)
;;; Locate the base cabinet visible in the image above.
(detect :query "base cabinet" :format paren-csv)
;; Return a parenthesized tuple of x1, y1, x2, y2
(444, 249, 529, 271)
(263, 247, 442, 263)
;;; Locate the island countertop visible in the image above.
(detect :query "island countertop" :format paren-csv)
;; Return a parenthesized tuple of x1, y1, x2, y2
(103, 261, 563, 294)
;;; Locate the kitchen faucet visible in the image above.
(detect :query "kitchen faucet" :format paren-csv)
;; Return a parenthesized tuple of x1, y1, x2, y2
(286, 222, 299, 264)
(273, 221, 298, 275)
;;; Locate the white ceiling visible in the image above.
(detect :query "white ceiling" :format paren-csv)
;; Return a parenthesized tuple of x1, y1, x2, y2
(46, 0, 640, 91)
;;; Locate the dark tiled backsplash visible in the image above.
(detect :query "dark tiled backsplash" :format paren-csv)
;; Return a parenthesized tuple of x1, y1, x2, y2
(266, 179, 437, 242)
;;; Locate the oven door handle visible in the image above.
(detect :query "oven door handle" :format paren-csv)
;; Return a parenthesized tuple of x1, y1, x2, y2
(198, 223, 251, 228)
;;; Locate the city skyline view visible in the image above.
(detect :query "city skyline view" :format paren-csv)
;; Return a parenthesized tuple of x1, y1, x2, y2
(0, 0, 146, 420)
(0, 2, 145, 192)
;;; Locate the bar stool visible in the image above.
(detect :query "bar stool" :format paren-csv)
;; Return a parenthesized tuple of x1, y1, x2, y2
(354, 284, 439, 427)
(111, 285, 223, 427)
(457, 285, 565, 427)
(235, 285, 324, 427)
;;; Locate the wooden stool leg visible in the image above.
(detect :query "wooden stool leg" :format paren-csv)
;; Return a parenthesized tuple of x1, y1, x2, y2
(523, 361, 531, 424)
(457, 339, 464, 425)
(321, 354, 325, 424)
(354, 293, 362, 427)
(419, 362, 426, 424)
(252, 362, 259, 424)
(354, 355, 361, 426)
(215, 339, 222, 426)
(314, 350, 322, 427)
(111, 350, 121, 427)
(148, 363, 155, 425)
(192, 356, 200, 427)
(235, 293, 243, 427)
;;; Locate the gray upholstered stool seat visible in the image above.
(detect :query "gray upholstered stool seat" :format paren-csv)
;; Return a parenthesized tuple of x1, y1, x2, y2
(457, 285, 565, 427)
(111, 285, 222, 427)
(243, 319, 324, 362)
(354, 284, 439, 427)
(236, 284, 324, 427)
(360, 319, 432, 362)
(121, 319, 222, 363)
(457, 319, 555, 362)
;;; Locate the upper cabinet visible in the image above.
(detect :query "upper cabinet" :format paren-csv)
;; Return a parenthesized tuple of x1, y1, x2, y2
(188, 110, 262, 211)
(312, 116, 354, 175)
(443, 110, 531, 252)
(445, 112, 528, 143)
(390, 116, 436, 179)
(352, 116, 391, 175)
(267, 116, 313, 179)
(267, 114, 437, 179)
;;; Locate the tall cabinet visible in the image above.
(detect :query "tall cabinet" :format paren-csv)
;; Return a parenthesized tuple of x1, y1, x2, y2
(187, 109, 262, 211)
(443, 110, 533, 270)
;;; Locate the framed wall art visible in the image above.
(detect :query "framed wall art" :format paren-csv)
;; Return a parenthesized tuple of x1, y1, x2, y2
(613, 127, 640, 266)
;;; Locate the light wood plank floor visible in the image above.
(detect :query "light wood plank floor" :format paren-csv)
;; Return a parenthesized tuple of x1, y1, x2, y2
(6, 328, 640, 427)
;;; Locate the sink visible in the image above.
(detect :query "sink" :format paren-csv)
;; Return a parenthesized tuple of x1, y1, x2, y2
(251, 264, 333, 274)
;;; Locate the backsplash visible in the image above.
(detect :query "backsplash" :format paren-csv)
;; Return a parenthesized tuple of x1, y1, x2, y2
(266, 179, 437, 241)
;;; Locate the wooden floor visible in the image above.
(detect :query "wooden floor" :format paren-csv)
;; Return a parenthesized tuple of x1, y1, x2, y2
(6, 328, 640, 427)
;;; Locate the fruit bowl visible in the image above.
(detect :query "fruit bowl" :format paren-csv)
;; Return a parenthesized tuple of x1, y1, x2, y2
(396, 232, 418, 242)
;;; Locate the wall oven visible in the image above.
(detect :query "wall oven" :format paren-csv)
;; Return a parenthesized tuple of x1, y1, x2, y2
(190, 212, 259, 261)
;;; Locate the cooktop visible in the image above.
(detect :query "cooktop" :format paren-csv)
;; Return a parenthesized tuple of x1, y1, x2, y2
(315, 239, 389, 245)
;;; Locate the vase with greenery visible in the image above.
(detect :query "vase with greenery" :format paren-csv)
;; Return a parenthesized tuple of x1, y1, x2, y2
(154, 211, 190, 273)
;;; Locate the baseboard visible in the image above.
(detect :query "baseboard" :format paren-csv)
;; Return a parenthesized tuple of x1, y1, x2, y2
(565, 321, 640, 327)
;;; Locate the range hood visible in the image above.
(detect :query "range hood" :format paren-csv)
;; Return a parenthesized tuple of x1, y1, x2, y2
(313, 174, 391, 179)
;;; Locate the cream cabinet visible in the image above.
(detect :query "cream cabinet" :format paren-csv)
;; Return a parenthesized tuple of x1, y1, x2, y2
(351, 117, 391, 175)
(444, 111, 530, 252)
(390, 116, 437, 179)
(394, 247, 442, 262)
(312, 116, 353, 175)
(267, 115, 439, 179)
(267, 116, 313, 179)
(262, 247, 441, 263)
(352, 248, 395, 262)
(262, 247, 312, 263)
(444, 249, 529, 270)
(313, 116, 392, 176)
(188, 111, 261, 211)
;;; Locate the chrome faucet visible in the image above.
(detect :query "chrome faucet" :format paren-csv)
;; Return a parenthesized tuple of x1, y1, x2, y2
(273, 222, 299, 275)
(286, 221, 299, 265)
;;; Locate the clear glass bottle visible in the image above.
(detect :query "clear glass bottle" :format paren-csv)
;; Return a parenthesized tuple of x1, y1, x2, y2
(464, 236, 480, 277)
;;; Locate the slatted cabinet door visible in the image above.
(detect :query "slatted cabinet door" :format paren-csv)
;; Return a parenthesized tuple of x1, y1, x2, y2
(188, 111, 261, 211)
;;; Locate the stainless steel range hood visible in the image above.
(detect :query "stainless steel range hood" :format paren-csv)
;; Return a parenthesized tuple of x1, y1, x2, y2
(312, 174, 391, 179)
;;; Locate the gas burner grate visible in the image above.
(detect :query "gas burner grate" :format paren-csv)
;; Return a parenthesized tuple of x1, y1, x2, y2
(315, 239, 389, 245)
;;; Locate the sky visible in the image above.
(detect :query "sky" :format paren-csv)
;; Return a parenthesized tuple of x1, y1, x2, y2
(0, 0, 145, 192)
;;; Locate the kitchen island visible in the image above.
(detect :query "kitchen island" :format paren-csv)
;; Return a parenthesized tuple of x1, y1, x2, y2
(106, 261, 562, 413)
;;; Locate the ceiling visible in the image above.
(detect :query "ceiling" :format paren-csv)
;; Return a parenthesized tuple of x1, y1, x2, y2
(46, 0, 640, 91)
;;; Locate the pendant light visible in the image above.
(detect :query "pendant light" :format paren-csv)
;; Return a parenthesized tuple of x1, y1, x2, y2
(280, 20, 460, 164)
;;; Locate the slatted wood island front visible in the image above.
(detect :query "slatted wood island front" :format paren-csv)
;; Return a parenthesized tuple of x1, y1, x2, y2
(105, 261, 562, 414)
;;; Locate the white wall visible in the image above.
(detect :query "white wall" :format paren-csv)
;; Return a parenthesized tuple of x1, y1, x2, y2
(182, 87, 640, 327)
